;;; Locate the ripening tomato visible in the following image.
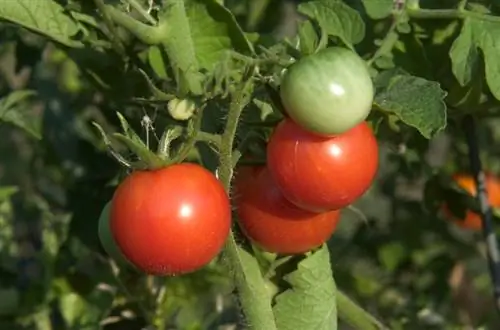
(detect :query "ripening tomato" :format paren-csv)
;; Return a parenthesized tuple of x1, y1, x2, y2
(267, 119, 379, 212)
(98, 201, 135, 268)
(234, 166, 341, 254)
(280, 47, 374, 136)
(443, 173, 500, 231)
(110, 163, 231, 275)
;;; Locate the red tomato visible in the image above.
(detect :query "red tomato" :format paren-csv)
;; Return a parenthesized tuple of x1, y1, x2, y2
(234, 166, 341, 254)
(267, 119, 379, 212)
(443, 173, 500, 231)
(110, 163, 231, 275)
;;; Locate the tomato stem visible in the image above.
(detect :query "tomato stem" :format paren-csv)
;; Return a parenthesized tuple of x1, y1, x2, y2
(217, 66, 278, 330)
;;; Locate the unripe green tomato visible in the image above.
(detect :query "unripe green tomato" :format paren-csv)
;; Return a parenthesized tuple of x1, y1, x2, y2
(98, 202, 135, 268)
(168, 97, 196, 121)
(280, 47, 374, 136)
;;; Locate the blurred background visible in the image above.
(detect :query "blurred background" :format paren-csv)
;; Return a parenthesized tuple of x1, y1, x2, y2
(1, 0, 500, 329)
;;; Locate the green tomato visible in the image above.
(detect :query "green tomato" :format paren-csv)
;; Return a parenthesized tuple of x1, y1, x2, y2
(98, 201, 135, 268)
(168, 97, 196, 121)
(280, 47, 374, 135)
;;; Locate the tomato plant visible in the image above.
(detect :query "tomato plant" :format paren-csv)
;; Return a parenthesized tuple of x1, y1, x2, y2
(110, 163, 231, 275)
(234, 166, 341, 254)
(4, 0, 500, 329)
(443, 173, 500, 231)
(267, 118, 379, 212)
(279, 47, 374, 136)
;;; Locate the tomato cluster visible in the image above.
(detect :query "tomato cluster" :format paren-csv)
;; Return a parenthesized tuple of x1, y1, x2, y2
(235, 47, 379, 254)
(98, 47, 379, 273)
(99, 163, 231, 276)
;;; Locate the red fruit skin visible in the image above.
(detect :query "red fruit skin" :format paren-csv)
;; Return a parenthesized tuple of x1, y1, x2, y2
(267, 119, 379, 212)
(234, 167, 341, 255)
(110, 163, 231, 276)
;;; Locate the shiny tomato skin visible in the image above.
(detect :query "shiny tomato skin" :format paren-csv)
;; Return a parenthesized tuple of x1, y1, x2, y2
(110, 163, 231, 275)
(280, 47, 374, 136)
(443, 173, 500, 231)
(267, 119, 379, 212)
(234, 166, 341, 255)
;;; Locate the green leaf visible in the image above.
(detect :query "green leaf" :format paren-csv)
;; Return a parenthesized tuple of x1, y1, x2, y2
(0, 186, 18, 201)
(0, 90, 41, 139)
(374, 71, 447, 139)
(0, 0, 83, 47)
(377, 242, 407, 272)
(298, 20, 319, 55)
(148, 46, 169, 79)
(298, 0, 365, 48)
(449, 17, 500, 100)
(58, 280, 113, 329)
(159, 0, 253, 95)
(273, 245, 337, 330)
(360, 0, 394, 20)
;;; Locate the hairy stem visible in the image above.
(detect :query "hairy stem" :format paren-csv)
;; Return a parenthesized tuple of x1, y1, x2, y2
(218, 68, 278, 330)
(105, 5, 164, 45)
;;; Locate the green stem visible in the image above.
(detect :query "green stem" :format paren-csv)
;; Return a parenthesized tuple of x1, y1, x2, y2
(93, 0, 127, 55)
(367, 19, 399, 67)
(105, 5, 164, 45)
(337, 290, 388, 330)
(218, 69, 278, 330)
(407, 7, 500, 23)
(125, 0, 158, 25)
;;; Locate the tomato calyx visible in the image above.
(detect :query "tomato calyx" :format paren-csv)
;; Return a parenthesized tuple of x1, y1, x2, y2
(92, 111, 221, 172)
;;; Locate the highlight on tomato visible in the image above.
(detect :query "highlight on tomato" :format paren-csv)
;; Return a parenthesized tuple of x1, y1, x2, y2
(233, 166, 341, 255)
(110, 163, 231, 276)
(279, 46, 374, 136)
(442, 173, 500, 231)
(266, 118, 379, 213)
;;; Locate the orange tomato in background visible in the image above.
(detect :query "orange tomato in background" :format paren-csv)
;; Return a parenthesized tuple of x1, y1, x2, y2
(443, 173, 500, 231)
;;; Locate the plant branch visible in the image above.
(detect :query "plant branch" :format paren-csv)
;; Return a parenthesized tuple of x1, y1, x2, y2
(105, 5, 164, 45)
(462, 115, 500, 315)
(367, 18, 399, 67)
(337, 290, 389, 330)
(407, 7, 500, 23)
(125, 0, 158, 25)
(218, 67, 278, 330)
(93, 0, 127, 55)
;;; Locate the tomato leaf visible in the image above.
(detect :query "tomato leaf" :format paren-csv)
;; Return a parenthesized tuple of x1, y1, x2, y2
(0, 90, 41, 140)
(158, 0, 254, 96)
(298, 20, 319, 55)
(273, 245, 337, 330)
(0, 0, 83, 47)
(298, 0, 365, 49)
(374, 71, 447, 139)
(56, 278, 113, 329)
(360, 0, 394, 19)
(449, 17, 500, 100)
(148, 46, 169, 80)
